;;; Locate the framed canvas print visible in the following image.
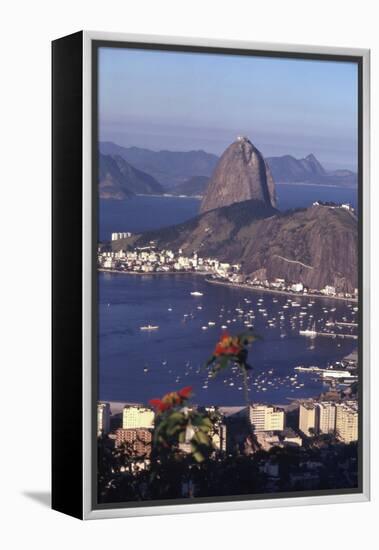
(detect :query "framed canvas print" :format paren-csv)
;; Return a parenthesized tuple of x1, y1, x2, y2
(52, 31, 370, 519)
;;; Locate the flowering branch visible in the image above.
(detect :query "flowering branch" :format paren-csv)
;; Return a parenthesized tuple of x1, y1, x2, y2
(206, 330, 262, 403)
(149, 387, 213, 462)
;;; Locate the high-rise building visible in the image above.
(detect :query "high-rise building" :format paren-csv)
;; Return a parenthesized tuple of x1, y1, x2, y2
(299, 402, 317, 436)
(122, 406, 155, 429)
(248, 405, 284, 432)
(316, 402, 336, 434)
(111, 232, 132, 241)
(97, 402, 111, 436)
(115, 428, 152, 456)
(209, 422, 227, 451)
(299, 400, 358, 441)
(335, 402, 358, 443)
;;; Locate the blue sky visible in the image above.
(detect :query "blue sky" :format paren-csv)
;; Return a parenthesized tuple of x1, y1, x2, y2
(99, 47, 358, 170)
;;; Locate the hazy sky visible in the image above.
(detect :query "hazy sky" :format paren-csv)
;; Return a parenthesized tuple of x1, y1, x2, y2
(98, 47, 358, 170)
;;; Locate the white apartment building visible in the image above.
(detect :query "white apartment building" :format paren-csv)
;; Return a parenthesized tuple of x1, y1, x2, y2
(322, 285, 336, 296)
(291, 282, 304, 293)
(248, 405, 284, 432)
(299, 402, 317, 436)
(103, 257, 116, 269)
(97, 402, 111, 436)
(122, 406, 155, 429)
(316, 402, 336, 434)
(111, 232, 131, 241)
(335, 402, 358, 443)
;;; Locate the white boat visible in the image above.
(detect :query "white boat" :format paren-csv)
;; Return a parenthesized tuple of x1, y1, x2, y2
(299, 321, 317, 338)
(140, 325, 159, 331)
(299, 328, 317, 338)
(190, 291, 203, 296)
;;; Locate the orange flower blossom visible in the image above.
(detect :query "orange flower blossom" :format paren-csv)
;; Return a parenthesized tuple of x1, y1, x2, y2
(149, 386, 193, 413)
(214, 332, 243, 357)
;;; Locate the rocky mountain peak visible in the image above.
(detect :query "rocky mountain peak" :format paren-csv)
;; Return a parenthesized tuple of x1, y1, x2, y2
(302, 153, 326, 175)
(200, 136, 276, 214)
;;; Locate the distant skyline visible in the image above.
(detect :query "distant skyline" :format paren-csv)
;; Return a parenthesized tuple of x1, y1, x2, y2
(99, 47, 358, 171)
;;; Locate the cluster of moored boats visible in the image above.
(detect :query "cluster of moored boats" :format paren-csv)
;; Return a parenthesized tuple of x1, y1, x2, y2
(135, 290, 358, 398)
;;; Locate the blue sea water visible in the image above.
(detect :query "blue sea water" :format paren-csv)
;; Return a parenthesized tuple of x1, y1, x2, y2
(99, 195, 200, 241)
(98, 184, 358, 406)
(275, 183, 357, 213)
(99, 185, 357, 241)
(99, 274, 356, 406)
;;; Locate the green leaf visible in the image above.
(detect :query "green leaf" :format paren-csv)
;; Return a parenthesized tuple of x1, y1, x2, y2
(166, 412, 185, 424)
(192, 450, 205, 463)
(198, 418, 213, 432)
(193, 430, 211, 446)
(166, 423, 183, 436)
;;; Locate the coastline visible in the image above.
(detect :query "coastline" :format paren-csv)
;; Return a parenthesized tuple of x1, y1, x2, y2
(205, 277, 358, 303)
(136, 183, 357, 199)
(98, 269, 357, 303)
(98, 268, 208, 277)
(136, 193, 201, 200)
(275, 181, 356, 189)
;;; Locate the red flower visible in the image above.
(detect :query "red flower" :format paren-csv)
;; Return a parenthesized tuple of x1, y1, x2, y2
(149, 398, 170, 413)
(149, 386, 193, 413)
(214, 332, 242, 357)
(177, 386, 192, 399)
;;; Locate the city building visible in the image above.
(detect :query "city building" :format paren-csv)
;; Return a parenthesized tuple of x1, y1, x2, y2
(291, 282, 304, 293)
(299, 402, 317, 436)
(247, 404, 285, 432)
(322, 285, 337, 296)
(256, 431, 281, 451)
(212, 423, 227, 452)
(103, 257, 116, 269)
(111, 232, 132, 241)
(335, 402, 358, 443)
(122, 406, 155, 429)
(115, 428, 152, 456)
(281, 428, 303, 447)
(316, 402, 336, 434)
(97, 402, 111, 436)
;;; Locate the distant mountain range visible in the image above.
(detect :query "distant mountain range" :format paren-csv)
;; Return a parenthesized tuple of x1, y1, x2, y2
(111, 199, 358, 293)
(99, 142, 218, 188)
(266, 153, 357, 186)
(170, 152, 357, 198)
(99, 154, 164, 199)
(170, 176, 210, 197)
(99, 141, 357, 198)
